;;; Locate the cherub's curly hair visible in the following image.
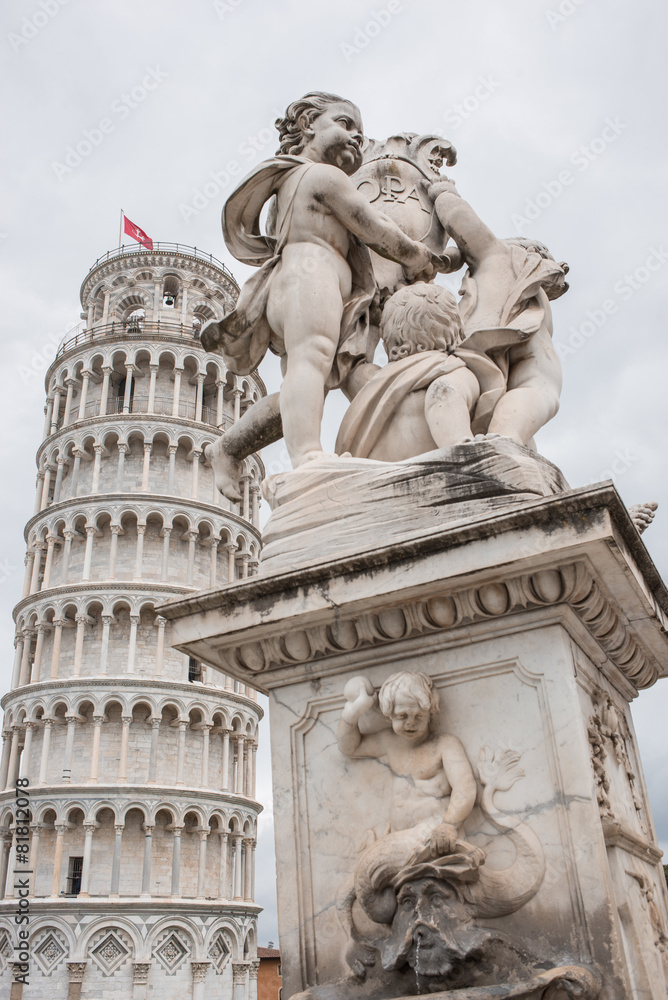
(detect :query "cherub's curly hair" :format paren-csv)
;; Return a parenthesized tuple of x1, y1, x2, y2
(378, 671, 440, 720)
(275, 91, 357, 155)
(381, 282, 463, 361)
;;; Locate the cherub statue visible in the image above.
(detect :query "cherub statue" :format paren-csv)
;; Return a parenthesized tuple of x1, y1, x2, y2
(337, 672, 477, 867)
(201, 92, 435, 471)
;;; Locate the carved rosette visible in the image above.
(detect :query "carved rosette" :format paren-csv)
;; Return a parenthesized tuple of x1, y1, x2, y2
(219, 562, 658, 690)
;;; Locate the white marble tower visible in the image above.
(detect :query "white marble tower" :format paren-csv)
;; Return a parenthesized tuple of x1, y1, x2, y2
(0, 243, 266, 1000)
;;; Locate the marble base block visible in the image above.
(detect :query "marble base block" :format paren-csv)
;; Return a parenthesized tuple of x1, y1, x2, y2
(160, 484, 668, 1000)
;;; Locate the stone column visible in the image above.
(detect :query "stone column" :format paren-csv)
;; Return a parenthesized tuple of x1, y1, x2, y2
(89, 715, 104, 782)
(122, 363, 135, 413)
(77, 370, 91, 420)
(167, 446, 177, 493)
(235, 735, 246, 794)
(251, 486, 260, 527)
(5, 728, 20, 788)
(18, 631, 34, 687)
(100, 366, 112, 415)
(232, 387, 242, 423)
(72, 615, 87, 676)
(170, 825, 183, 897)
(99, 615, 113, 674)
(0, 733, 11, 789)
(175, 721, 188, 785)
(4, 831, 16, 899)
(110, 824, 124, 896)
(218, 831, 229, 899)
(91, 444, 104, 493)
(209, 538, 219, 587)
(116, 442, 128, 491)
(239, 552, 250, 579)
(61, 530, 75, 582)
(19, 723, 35, 780)
(101, 288, 110, 321)
(141, 443, 152, 491)
(186, 530, 198, 586)
(33, 471, 45, 514)
(132, 962, 151, 1000)
(196, 829, 209, 898)
(40, 464, 54, 508)
(191, 449, 202, 500)
(249, 960, 260, 1000)
(108, 524, 121, 579)
(29, 545, 43, 592)
(221, 730, 230, 790)
(216, 379, 224, 425)
(147, 718, 160, 783)
(31, 624, 48, 680)
(172, 367, 182, 417)
(21, 552, 34, 599)
(141, 824, 154, 897)
(41, 536, 57, 589)
(155, 617, 166, 676)
(62, 716, 77, 782)
(160, 528, 171, 581)
(66, 962, 87, 1000)
(232, 962, 248, 1000)
(82, 525, 96, 581)
(225, 543, 238, 582)
(70, 450, 82, 496)
(28, 825, 40, 895)
(191, 962, 211, 1000)
(127, 615, 139, 674)
(50, 823, 67, 896)
(43, 396, 54, 438)
(118, 716, 131, 781)
(50, 619, 65, 679)
(10, 636, 24, 689)
(147, 364, 158, 412)
(233, 834, 243, 899)
(200, 725, 212, 788)
(195, 372, 205, 421)
(52, 458, 66, 504)
(38, 720, 53, 785)
(49, 387, 62, 434)
(250, 741, 258, 798)
(62, 378, 76, 426)
(241, 476, 251, 520)
(245, 839, 256, 900)
(133, 524, 146, 579)
(0, 835, 11, 898)
(79, 822, 96, 897)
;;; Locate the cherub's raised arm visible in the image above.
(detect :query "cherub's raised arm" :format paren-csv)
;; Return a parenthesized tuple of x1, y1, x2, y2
(337, 676, 387, 759)
(429, 181, 500, 266)
(318, 167, 433, 276)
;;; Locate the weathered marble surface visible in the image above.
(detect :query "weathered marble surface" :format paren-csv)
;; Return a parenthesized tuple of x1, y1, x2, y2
(260, 438, 568, 571)
(159, 486, 668, 1000)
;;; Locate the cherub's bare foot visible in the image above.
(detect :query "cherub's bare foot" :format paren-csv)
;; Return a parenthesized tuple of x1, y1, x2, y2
(204, 440, 243, 503)
(628, 501, 658, 535)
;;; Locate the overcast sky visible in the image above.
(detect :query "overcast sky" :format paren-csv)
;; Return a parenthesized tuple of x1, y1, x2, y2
(2, 0, 667, 947)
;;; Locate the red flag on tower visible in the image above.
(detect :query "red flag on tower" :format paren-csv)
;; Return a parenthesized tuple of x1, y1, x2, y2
(123, 214, 154, 250)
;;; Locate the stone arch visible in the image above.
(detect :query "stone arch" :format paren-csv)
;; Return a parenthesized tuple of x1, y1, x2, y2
(77, 915, 143, 962)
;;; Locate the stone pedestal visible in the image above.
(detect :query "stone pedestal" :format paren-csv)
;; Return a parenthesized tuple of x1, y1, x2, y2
(161, 484, 668, 1000)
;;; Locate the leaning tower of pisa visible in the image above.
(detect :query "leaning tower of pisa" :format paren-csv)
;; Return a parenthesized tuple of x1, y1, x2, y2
(0, 243, 266, 1000)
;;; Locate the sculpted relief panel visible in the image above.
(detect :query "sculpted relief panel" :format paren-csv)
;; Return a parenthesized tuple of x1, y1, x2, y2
(283, 662, 602, 999)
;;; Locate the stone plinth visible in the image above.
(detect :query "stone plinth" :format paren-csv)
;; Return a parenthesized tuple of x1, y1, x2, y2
(160, 484, 668, 1000)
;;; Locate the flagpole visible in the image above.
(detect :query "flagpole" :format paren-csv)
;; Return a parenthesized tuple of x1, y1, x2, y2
(118, 209, 123, 250)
